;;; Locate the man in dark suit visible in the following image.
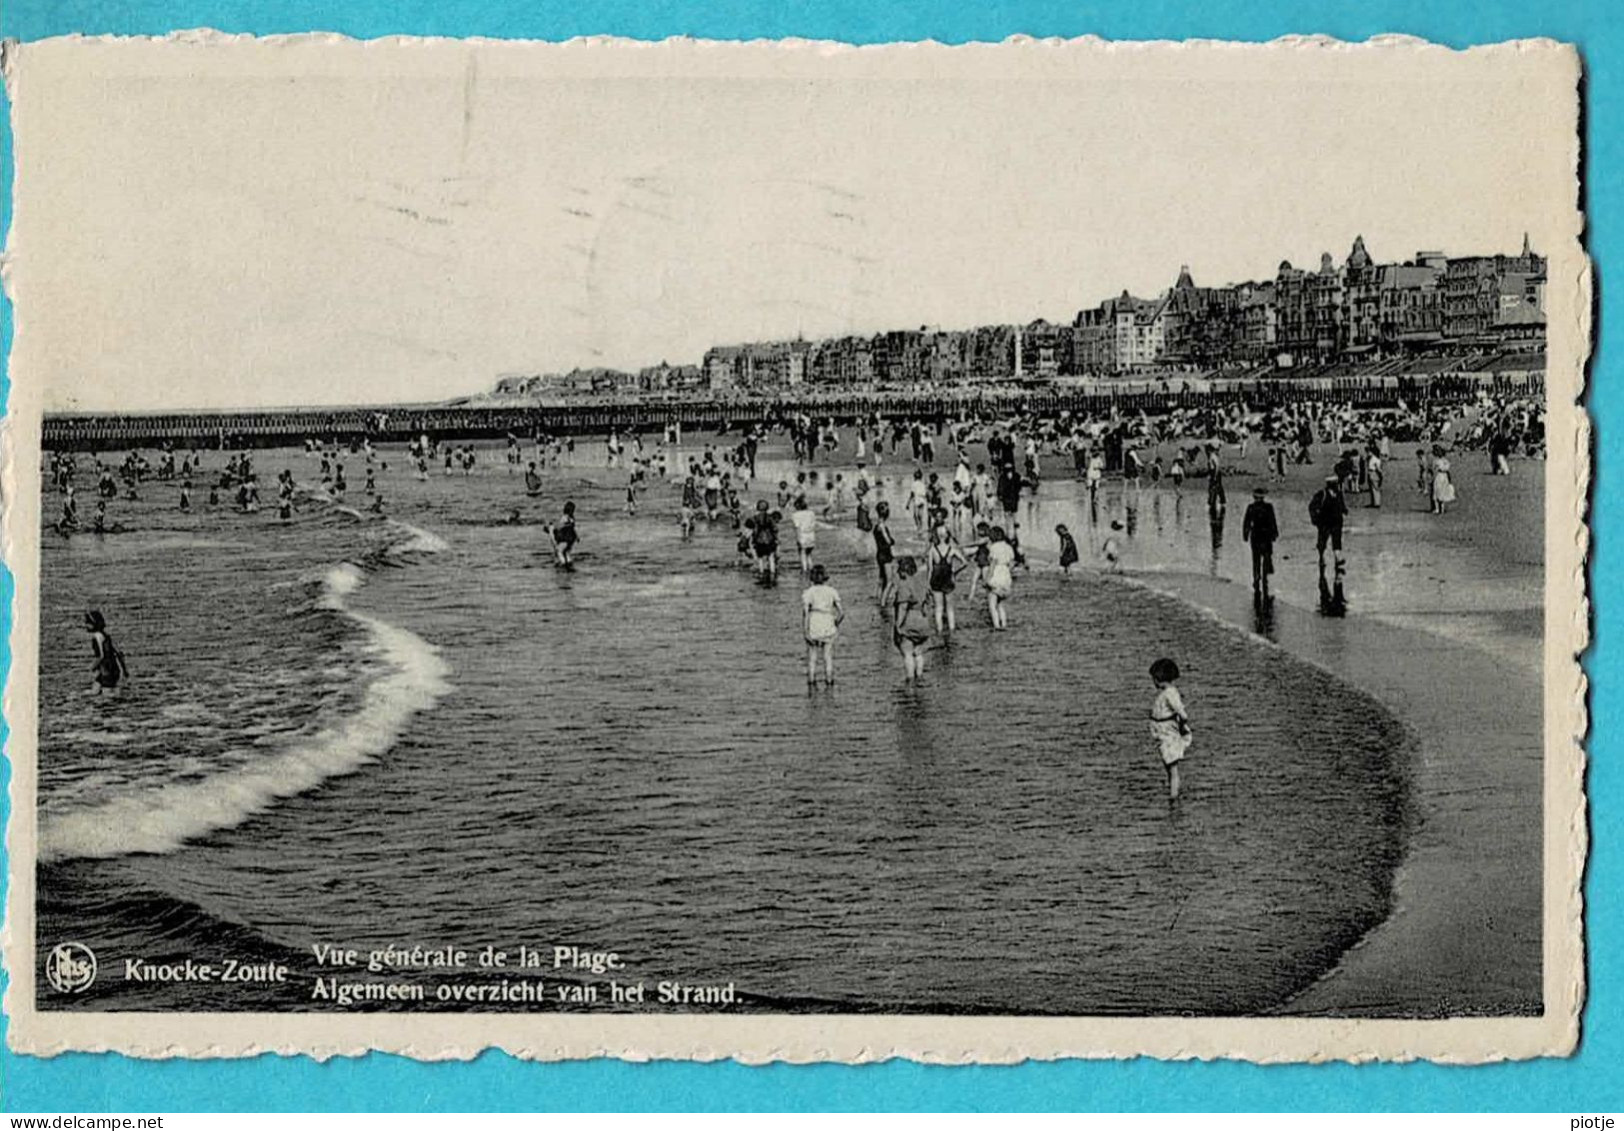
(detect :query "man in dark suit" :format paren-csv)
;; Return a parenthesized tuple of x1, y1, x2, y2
(1242, 485, 1279, 599)
(1309, 474, 1349, 577)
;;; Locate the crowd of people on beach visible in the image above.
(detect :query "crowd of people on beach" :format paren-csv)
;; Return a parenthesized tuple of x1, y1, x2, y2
(579, 390, 1536, 794)
(45, 384, 1544, 801)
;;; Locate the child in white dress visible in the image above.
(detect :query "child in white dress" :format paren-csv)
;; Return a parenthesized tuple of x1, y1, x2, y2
(1149, 657, 1191, 802)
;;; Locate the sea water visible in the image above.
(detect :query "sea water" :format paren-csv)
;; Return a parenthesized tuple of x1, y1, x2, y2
(37, 442, 1412, 1014)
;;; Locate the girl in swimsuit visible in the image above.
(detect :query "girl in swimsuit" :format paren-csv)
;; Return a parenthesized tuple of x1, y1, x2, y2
(948, 482, 968, 535)
(926, 523, 969, 633)
(872, 501, 897, 607)
(889, 557, 933, 681)
(549, 501, 579, 567)
(85, 610, 128, 693)
(801, 563, 844, 687)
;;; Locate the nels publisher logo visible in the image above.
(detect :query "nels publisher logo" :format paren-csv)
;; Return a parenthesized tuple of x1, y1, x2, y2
(45, 942, 98, 994)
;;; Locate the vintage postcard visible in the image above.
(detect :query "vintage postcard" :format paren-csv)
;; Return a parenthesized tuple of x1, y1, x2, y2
(1, 33, 1588, 1062)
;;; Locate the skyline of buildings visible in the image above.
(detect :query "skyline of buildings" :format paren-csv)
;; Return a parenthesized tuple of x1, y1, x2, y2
(492, 235, 1547, 397)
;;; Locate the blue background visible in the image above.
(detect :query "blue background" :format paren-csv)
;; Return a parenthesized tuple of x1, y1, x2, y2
(0, 0, 1614, 1112)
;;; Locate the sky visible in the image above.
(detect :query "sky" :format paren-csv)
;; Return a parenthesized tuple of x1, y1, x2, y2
(11, 35, 1581, 409)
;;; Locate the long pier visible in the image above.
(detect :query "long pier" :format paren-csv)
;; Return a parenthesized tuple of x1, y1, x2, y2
(40, 372, 1542, 452)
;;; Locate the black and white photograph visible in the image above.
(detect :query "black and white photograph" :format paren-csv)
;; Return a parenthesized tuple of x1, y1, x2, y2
(4, 34, 1587, 1061)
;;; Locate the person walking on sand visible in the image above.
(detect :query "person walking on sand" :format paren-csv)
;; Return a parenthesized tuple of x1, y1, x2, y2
(1309, 475, 1348, 577)
(801, 564, 844, 687)
(1148, 657, 1191, 803)
(1490, 430, 1513, 476)
(1366, 445, 1384, 509)
(1430, 447, 1457, 515)
(889, 556, 933, 681)
(1242, 485, 1279, 600)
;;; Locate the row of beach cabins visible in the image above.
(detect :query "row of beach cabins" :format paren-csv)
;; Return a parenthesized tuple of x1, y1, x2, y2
(42, 370, 1544, 452)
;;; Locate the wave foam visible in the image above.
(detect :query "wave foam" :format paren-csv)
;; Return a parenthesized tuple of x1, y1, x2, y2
(319, 562, 364, 606)
(40, 563, 452, 864)
(388, 520, 449, 555)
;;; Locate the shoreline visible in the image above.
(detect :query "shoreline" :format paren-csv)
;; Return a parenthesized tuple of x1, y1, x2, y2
(1105, 512, 1542, 1016)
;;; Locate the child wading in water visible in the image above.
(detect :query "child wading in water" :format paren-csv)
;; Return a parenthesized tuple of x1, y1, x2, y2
(548, 501, 579, 567)
(1148, 657, 1191, 803)
(1056, 524, 1079, 574)
(1101, 519, 1124, 571)
(983, 526, 1015, 630)
(800, 564, 844, 687)
(889, 556, 934, 680)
